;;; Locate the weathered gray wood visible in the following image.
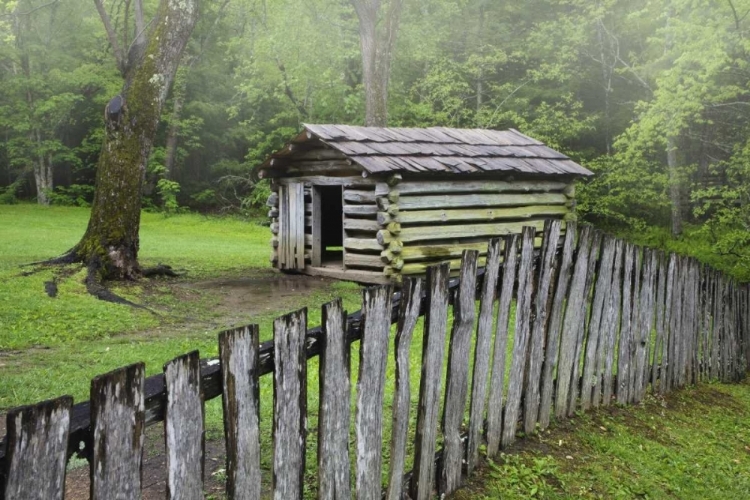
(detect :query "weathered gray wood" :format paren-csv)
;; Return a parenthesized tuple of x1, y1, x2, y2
(90, 363, 145, 500)
(567, 230, 602, 415)
(317, 299, 351, 500)
(616, 243, 635, 404)
(312, 187, 322, 267)
(467, 238, 502, 474)
(581, 235, 616, 411)
(539, 223, 577, 429)
(386, 278, 424, 500)
(273, 309, 307, 500)
(278, 183, 306, 270)
(441, 250, 479, 496)
(219, 326, 261, 500)
(344, 252, 384, 269)
(626, 247, 642, 402)
(344, 237, 383, 252)
(410, 262, 451, 500)
(523, 220, 562, 433)
(164, 351, 204, 500)
(356, 286, 393, 500)
(554, 225, 594, 419)
(486, 234, 519, 456)
(344, 189, 377, 204)
(344, 218, 380, 232)
(663, 253, 677, 392)
(650, 253, 667, 392)
(275, 175, 379, 186)
(397, 205, 568, 225)
(3, 396, 72, 500)
(502, 226, 536, 448)
(633, 249, 656, 402)
(397, 179, 568, 195)
(601, 239, 624, 406)
(398, 192, 567, 210)
(343, 204, 378, 216)
(592, 238, 619, 408)
(398, 219, 549, 243)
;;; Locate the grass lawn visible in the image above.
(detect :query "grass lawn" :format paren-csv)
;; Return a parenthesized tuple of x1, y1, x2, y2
(453, 381, 750, 500)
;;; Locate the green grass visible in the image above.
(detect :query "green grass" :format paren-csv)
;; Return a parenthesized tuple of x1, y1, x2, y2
(453, 380, 750, 499)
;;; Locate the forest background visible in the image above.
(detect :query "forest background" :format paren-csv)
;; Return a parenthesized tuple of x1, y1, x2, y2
(2, 0, 750, 279)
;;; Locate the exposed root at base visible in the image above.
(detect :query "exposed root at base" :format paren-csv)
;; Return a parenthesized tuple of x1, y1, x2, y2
(142, 264, 183, 278)
(84, 265, 158, 314)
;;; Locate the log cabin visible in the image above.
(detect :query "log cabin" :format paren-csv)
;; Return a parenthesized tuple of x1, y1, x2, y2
(256, 124, 593, 284)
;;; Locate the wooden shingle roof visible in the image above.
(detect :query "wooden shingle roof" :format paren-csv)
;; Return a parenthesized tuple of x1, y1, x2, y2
(260, 124, 593, 177)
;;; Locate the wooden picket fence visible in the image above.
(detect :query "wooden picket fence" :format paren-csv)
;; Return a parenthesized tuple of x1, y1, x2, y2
(1, 220, 749, 500)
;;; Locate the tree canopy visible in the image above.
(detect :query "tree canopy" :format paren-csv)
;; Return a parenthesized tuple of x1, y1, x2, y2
(2, 0, 749, 277)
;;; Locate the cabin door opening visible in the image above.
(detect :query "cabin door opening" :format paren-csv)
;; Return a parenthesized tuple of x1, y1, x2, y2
(311, 185, 343, 268)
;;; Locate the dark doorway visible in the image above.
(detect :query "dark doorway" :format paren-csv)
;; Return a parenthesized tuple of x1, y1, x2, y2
(317, 185, 343, 267)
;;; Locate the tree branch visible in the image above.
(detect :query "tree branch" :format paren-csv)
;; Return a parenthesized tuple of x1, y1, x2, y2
(93, 0, 126, 75)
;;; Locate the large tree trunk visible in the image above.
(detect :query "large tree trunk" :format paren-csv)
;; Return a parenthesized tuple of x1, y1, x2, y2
(33, 150, 53, 206)
(69, 0, 198, 280)
(350, 0, 404, 127)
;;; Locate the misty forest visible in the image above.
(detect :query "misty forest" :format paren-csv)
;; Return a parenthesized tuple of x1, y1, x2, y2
(2, 0, 750, 279)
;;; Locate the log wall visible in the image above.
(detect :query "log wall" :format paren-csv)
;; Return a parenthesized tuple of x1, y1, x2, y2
(267, 146, 576, 282)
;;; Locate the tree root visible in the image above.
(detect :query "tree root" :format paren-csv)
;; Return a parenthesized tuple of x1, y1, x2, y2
(142, 264, 183, 278)
(84, 264, 158, 314)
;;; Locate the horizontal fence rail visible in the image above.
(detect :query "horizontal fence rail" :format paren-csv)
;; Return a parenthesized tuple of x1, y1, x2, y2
(2, 220, 749, 499)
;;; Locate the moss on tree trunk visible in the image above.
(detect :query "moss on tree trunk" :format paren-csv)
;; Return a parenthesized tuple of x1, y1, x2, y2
(70, 0, 198, 281)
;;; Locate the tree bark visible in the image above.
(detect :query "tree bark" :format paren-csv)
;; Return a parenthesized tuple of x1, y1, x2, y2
(350, 0, 404, 126)
(68, 0, 199, 280)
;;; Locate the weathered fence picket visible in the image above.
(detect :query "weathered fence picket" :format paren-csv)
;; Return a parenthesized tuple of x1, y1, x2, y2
(90, 363, 145, 500)
(386, 278, 423, 500)
(539, 223, 577, 427)
(318, 300, 351, 500)
(502, 226, 536, 447)
(2, 220, 749, 500)
(356, 286, 393, 500)
(441, 251, 478, 496)
(164, 351, 204, 500)
(555, 225, 594, 418)
(273, 309, 307, 500)
(410, 262, 450, 500)
(3, 397, 72, 500)
(524, 220, 561, 433)
(486, 233, 518, 455)
(467, 238, 502, 474)
(219, 325, 261, 500)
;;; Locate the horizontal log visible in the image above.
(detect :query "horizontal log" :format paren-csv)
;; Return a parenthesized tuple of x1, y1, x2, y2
(377, 198, 390, 211)
(375, 183, 389, 196)
(389, 240, 403, 253)
(275, 176, 378, 186)
(344, 190, 377, 204)
(392, 257, 404, 270)
(290, 148, 346, 161)
(345, 238, 383, 252)
(398, 220, 551, 243)
(398, 205, 568, 225)
(399, 193, 567, 210)
(387, 173, 402, 187)
(387, 190, 400, 203)
(271, 223, 279, 235)
(268, 208, 279, 218)
(397, 180, 568, 195)
(343, 204, 378, 216)
(267, 193, 278, 207)
(400, 256, 488, 275)
(271, 237, 279, 248)
(344, 218, 380, 232)
(344, 252, 385, 269)
(387, 222, 401, 234)
(381, 250, 395, 263)
(400, 238, 543, 261)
